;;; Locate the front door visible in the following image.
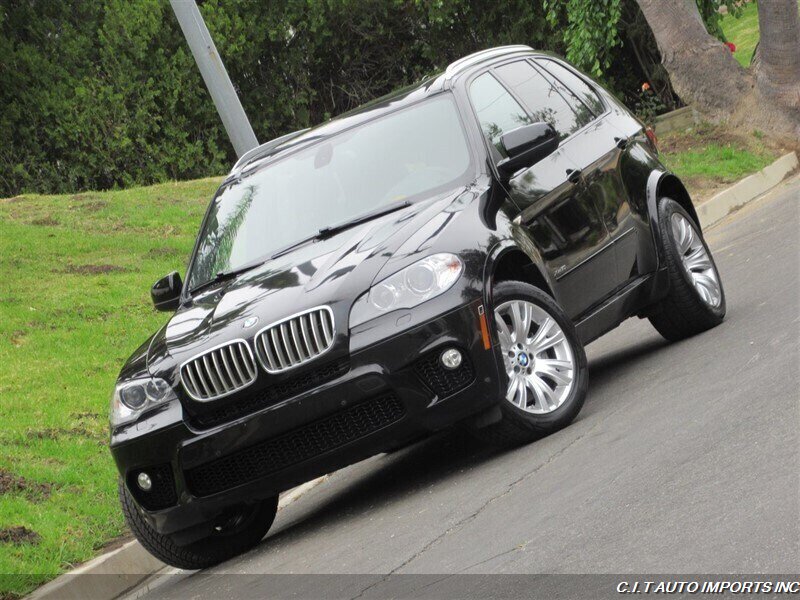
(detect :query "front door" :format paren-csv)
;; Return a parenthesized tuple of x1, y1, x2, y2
(469, 63, 614, 319)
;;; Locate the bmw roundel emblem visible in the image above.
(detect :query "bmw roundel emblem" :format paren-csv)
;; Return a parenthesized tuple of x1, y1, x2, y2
(243, 316, 259, 329)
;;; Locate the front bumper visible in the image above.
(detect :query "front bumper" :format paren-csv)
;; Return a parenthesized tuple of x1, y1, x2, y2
(110, 300, 502, 537)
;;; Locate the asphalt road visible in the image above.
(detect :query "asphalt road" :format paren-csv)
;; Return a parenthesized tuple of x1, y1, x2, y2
(134, 177, 799, 599)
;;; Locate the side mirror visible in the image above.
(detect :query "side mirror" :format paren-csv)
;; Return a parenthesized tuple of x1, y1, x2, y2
(497, 122, 559, 179)
(151, 271, 183, 312)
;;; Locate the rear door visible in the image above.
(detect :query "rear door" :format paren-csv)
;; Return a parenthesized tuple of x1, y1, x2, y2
(534, 58, 643, 287)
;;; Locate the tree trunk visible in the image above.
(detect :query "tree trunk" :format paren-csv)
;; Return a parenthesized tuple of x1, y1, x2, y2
(755, 0, 800, 113)
(681, 0, 704, 25)
(635, 0, 751, 118)
(636, 0, 799, 143)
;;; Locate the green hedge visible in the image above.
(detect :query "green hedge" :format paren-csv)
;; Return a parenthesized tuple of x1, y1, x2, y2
(0, 0, 700, 198)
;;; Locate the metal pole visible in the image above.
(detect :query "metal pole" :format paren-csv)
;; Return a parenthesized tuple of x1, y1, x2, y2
(170, 0, 258, 158)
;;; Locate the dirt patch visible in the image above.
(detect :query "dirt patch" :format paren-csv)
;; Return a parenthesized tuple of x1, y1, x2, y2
(71, 411, 100, 420)
(30, 216, 59, 226)
(28, 425, 101, 440)
(69, 193, 101, 202)
(80, 200, 108, 212)
(61, 263, 127, 275)
(0, 527, 41, 545)
(9, 331, 26, 347)
(683, 176, 730, 204)
(0, 469, 53, 501)
(659, 124, 741, 154)
(147, 247, 181, 258)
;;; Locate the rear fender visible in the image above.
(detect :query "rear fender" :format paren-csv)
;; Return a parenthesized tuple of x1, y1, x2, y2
(646, 170, 700, 267)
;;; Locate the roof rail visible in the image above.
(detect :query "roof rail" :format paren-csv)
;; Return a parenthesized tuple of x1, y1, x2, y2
(229, 128, 310, 176)
(444, 45, 534, 80)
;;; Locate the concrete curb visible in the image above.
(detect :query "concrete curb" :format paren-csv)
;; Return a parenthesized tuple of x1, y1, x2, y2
(654, 105, 698, 135)
(27, 476, 327, 600)
(27, 540, 164, 600)
(696, 151, 798, 229)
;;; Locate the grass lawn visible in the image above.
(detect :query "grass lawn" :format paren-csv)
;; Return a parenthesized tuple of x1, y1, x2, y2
(659, 123, 779, 201)
(0, 122, 781, 597)
(0, 177, 221, 597)
(719, 0, 800, 68)
(720, 1, 760, 68)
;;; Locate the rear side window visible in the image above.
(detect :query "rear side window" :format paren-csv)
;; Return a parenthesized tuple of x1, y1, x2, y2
(469, 73, 531, 157)
(494, 60, 591, 141)
(537, 59, 605, 116)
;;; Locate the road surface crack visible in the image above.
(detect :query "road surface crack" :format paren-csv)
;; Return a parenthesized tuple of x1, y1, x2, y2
(349, 425, 600, 599)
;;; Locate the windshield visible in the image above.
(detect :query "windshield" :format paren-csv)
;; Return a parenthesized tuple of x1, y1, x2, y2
(186, 94, 473, 291)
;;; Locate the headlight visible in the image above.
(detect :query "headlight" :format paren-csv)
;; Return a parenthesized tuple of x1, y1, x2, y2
(110, 377, 176, 427)
(349, 253, 463, 328)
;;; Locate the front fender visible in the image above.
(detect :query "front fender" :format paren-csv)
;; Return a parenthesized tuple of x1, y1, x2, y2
(481, 225, 558, 312)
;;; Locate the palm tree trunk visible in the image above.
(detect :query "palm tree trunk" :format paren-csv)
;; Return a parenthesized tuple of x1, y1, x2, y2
(636, 0, 800, 142)
(755, 0, 800, 112)
(635, 0, 751, 118)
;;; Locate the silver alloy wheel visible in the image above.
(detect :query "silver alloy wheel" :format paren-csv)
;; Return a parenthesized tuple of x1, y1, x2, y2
(671, 213, 722, 307)
(494, 300, 575, 414)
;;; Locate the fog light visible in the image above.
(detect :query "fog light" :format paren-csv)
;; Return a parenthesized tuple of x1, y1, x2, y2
(137, 472, 153, 492)
(440, 348, 462, 370)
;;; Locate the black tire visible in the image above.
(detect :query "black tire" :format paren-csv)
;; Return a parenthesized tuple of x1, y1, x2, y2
(469, 281, 588, 447)
(648, 197, 726, 341)
(119, 480, 278, 570)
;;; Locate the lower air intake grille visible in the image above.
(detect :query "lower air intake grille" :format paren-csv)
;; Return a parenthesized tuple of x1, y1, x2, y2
(188, 359, 350, 429)
(413, 348, 475, 398)
(127, 464, 177, 511)
(184, 394, 405, 497)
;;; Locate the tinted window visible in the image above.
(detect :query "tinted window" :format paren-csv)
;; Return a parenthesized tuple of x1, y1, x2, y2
(537, 59, 605, 116)
(495, 60, 590, 141)
(469, 73, 531, 157)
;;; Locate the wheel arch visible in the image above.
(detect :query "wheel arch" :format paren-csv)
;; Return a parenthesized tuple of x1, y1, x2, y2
(646, 170, 700, 267)
(648, 171, 700, 228)
(484, 243, 555, 307)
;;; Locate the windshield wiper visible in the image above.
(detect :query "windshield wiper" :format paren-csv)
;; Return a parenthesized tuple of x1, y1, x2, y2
(192, 201, 414, 291)
(317, 201, 412, 238)
(189, 260, 268, 295)
(271, 201, 412, 260)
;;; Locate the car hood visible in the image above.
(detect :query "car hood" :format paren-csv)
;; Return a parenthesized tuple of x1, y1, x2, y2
(145, 186, 471, 377)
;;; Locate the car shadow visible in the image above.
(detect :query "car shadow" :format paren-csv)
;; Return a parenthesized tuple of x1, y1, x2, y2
(587, 336, 671, 387)
(255, 335, 673, 554)
(263, 427, 503, 546)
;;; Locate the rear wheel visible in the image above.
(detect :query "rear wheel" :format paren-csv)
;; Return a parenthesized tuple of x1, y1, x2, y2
(469, 281, 588, 447)
(120, 480, 278, 570)
(648, 197, 726, 341)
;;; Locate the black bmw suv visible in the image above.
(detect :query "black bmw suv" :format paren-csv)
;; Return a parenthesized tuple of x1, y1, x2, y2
(111, 46, 725, 568)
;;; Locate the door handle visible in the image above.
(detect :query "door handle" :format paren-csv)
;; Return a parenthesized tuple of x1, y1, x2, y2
(615, 136, 629, 149)
(566, 168, 582, 184)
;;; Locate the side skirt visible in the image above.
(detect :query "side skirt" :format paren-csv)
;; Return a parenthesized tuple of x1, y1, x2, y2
(574, 267, 669, 345)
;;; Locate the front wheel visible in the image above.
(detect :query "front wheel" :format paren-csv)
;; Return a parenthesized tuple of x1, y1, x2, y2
(469, 281, 588, 447)
(120, 480, 278, 570)
(648, 197, 726, 341)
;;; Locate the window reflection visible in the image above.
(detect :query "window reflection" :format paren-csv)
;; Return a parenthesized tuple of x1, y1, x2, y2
(187, 95, 473, 290)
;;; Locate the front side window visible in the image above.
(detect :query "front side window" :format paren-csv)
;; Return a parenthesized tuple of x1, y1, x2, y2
(469, 72, 531, 157)
(494, 60, 592, 141)
(186, 94, 472, 291)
